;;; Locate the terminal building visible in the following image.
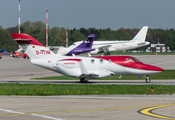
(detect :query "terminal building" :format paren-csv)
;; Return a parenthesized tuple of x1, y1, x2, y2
(146, 44, 171, 52)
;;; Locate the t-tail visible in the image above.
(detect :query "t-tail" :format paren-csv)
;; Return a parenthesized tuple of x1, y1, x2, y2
(66, 34, 95, 55)
(11, 33, 56, 60)
(131, 26, 148, 42)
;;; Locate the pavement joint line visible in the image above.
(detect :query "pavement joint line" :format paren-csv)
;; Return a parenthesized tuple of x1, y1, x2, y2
(0, 103, 174, 117)
(138, 103, 175, 119)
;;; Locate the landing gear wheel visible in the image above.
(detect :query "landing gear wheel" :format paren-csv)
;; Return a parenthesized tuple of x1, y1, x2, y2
(146, 75, 151, 83)
(107, 52, 110, 56)
(80, 78, 89, 83)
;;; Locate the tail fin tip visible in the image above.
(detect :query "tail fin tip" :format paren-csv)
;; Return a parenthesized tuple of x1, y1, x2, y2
(11, 33, 44, 47)
(132, 26, 148, 41)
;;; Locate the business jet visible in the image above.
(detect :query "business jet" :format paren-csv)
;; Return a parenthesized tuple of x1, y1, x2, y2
(49, 34, 95, 56)
(11, 33, 163, 83)
(71, 26, 149, 55)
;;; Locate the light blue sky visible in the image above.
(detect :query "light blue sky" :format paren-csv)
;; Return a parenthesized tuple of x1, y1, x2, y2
(0, 0, 175, 30)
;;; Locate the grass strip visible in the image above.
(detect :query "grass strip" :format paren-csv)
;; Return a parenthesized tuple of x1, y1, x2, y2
(0, 84, 175, 95)
(33, 70, 175, 80)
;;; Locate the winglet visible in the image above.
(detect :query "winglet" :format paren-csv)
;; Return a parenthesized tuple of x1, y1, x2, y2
(131, 26, 148, 42)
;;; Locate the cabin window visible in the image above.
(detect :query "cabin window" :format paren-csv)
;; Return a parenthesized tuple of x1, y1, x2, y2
(100, 59, 103, 64)
(91, 59, 94, 64)
(126, 58, 135, 63)
(108, 59, 112, 63)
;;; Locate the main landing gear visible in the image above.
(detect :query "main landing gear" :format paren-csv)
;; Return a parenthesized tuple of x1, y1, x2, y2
(104, 52, 110, 56)
(80, 78, 89, 83)
(145, 75, 151, 83)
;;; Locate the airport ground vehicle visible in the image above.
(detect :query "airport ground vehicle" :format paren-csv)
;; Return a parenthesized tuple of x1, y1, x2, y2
(0, 53, 2, 59)
(22, 53, 29, 59)
(11, 52, 21, 58)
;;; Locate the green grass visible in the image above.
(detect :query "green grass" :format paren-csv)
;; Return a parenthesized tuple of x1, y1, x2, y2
(0, 84, 175, 95)
(33, 70, 175, 80)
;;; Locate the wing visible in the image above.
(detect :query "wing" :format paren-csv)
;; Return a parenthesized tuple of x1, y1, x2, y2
(79, 60, 99, 78)
(98, 45, 111, 52)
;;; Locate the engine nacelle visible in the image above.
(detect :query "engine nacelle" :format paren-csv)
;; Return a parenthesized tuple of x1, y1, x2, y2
(90, 49, 100, 54)
(54, 60, 81, 77)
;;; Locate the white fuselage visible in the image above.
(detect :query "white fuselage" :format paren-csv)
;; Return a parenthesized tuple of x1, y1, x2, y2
(92, 40, 150, 53)
(93, 41, 149, 51)
(73, 40, 150, 54)
(31, 55, 161, 79)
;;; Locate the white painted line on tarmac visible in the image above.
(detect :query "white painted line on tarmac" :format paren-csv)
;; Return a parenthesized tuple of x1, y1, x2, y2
(32, 114, 65, 120)
(0, 108, 65, 120)
(151, 60, 175, 65)
(0, 108, 24, 114)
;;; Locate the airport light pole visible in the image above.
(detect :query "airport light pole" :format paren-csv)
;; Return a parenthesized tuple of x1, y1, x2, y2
(46, 8, 48, 47)
(18, 0, 20, 33)
(155, 38, 162, 44)
(66, 26, 68, 47)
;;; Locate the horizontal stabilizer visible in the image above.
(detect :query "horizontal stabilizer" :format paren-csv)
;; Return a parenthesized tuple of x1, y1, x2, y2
(11, 33, 45, 47)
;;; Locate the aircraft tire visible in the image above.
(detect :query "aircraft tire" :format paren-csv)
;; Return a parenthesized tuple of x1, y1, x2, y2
(146, 78, 151, 83)
(80, 78, 85, 83)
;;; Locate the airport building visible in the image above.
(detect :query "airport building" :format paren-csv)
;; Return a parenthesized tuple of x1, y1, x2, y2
(146, 44, 171, 52)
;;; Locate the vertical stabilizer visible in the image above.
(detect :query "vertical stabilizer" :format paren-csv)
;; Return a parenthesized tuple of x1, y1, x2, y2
(66, 34, 95, 55)
(79, 34, 96, 48)
(131, 26, 148, 42)
(11, 33, 56, 60)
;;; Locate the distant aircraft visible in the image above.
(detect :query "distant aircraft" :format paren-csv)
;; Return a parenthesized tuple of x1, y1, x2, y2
(72, 26, 149, 55)
(49, 34, 95, 56)
(11, 33, 163, 83)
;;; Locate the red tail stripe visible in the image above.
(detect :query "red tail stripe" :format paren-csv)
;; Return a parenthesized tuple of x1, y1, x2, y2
(11, 33, 45, 47)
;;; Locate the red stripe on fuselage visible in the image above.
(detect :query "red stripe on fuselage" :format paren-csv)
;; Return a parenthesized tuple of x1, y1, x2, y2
(59, 59, 81, 62)
(93, 56, 164, 71)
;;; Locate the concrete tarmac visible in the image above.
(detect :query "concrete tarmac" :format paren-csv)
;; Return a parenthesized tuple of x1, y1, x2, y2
(0, 95, 175, 120)
(0, 55, 175, 120)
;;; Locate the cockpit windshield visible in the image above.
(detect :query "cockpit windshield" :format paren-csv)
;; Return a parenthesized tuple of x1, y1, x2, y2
(133, 57, 142, 63)
(126, 58, 135, 62)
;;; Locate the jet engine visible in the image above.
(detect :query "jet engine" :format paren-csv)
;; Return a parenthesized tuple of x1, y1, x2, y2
(90, 49, 100, 54)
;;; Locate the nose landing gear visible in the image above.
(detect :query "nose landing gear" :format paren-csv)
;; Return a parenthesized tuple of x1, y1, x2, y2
(146, 75, 151, 83)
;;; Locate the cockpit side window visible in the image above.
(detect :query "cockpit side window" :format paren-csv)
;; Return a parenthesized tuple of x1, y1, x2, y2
(133, 57, 142, 63)
(126, 58, 135, 63)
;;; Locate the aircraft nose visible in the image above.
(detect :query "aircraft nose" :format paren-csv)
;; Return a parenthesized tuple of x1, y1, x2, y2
(152, 66, 164, 72)
(142, 64, 164, 72)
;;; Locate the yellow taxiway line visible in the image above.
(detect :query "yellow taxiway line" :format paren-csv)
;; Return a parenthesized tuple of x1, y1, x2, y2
(139, 103, 175, 119)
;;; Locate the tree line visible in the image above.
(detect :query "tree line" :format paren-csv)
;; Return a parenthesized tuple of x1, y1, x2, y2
(0, 20, 175, 52)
